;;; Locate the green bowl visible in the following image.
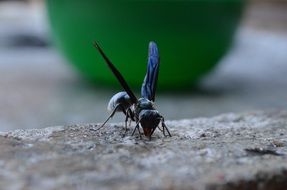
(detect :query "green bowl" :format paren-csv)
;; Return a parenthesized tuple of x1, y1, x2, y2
(46, 0, 244, 89)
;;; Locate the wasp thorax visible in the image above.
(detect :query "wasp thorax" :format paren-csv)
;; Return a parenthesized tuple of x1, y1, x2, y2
(137, 98, 155, 110)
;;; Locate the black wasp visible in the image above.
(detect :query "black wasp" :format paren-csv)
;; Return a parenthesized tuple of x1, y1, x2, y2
(93, 41, 171, 138)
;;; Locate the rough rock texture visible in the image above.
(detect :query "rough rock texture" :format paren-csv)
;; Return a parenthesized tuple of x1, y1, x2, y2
(0, 111, 287, 190)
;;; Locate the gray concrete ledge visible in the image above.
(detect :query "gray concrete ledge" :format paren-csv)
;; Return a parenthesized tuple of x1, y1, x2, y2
(0, 111, 287, 190)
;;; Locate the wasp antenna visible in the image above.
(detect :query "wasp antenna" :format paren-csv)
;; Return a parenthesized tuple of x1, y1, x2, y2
(91, 120, 109, 132)
(91, 114, 113, 132)
(91, 105, 119, 132)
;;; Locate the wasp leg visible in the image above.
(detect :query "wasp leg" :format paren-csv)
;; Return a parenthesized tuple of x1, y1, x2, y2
(137, 126, 142, 139)
(131, 123, 138, 136)
(162, 123, 166, 136)
(157, 125, 164, 132)
(91, 104, 121, 132)
(123, 113, 129, 137)
(123, 107, 134, 137)
(127, 108, 133, 126)
(158, 118, 166, 136)
(131, 121, 142, 139)
(161, 119, 172, 137)
(149, 127, 157, 140)
(126, 108, 133, 126)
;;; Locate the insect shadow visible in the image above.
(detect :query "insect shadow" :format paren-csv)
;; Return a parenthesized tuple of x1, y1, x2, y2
(93, 41, 171, 139)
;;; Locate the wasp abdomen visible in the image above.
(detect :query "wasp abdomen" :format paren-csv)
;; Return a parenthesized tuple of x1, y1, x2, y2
(107, 91, 132, 112)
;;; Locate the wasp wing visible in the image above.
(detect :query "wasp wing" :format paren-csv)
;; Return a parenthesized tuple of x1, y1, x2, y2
(141, 41, 160, 102)
(94, 42, 138, 104)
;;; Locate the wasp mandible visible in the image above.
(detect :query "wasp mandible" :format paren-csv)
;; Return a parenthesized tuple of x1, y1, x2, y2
(93, 41, 171, 138)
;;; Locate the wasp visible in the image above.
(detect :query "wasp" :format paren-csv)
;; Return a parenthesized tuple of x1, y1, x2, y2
(93, 41, 171, 138)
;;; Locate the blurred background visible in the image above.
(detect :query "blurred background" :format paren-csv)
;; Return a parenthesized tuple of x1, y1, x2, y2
(0, 0, 286, 131)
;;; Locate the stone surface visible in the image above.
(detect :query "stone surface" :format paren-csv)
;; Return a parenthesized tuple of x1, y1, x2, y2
(0, 111, 287, 190)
